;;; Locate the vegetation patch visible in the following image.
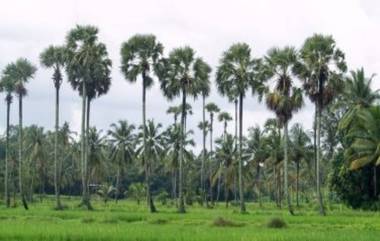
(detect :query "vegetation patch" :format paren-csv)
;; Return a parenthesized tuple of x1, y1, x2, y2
(212, 217, 245, 227)
(81, 217, 95, 223)
(267, 217, 287, 229)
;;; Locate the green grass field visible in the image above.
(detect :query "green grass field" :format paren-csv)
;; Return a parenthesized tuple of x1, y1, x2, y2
(0, 197, 380, 241)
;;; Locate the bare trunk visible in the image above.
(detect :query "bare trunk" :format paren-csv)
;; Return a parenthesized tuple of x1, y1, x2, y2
(178, 88, 186, 213)
(18, 94, 28, 210)
(54, 86, 62, 209)
(209, 113, 214, 205)
(142, 73, 156, 213)
(201, 95, 207, 206)
(316, 103, 326, 215)
(296, 161, 300, 207)
(284, 121, 294, 215)
(238, 94, 246, 213)
(4, 96, 11, 207)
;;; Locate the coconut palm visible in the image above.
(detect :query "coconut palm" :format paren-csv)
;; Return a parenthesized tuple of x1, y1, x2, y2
(290, 123, 312, 207)
(108, 120, 136, 202)
(264, 46, 303, 215)
(295, 34, 347, 215)
(214, 134, 237, 207)
(246, 126, 268, 207)
(120, 34, 163, 213)
(40, 45, 66, 209)
(339, 68, 379, 130)
(216, 43, 262, 212)
(159, 46, 209, 213)
(0, 74, 16, 207)
(2, 58, 37, 210)
(65, 25, 111, 209)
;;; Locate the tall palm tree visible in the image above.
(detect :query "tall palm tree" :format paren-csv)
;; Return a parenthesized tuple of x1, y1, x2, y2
(295, 34, 347, 215)
(0, 74, 16, 207)
(196, 60, 211, 205)
(108, 120, 136, 202)
(120, 34, 163, 213)
(159, 46, 209, 213)
(40, 45, 66, 209)
(216, 43, 262, 213)
(205, 102, 220, 203)
(218, 112, 232, 136)
(65, 25, 112, 209)
(264, 46, 303, 215)
(3, 59, 37, 210)
(290, 123, 312, 207)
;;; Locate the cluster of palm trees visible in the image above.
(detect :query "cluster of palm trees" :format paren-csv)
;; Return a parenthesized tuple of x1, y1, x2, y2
(1, 25, 378, 216)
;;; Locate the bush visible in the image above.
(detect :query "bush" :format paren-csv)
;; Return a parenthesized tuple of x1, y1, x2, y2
(81, 217, 95, 223)
(212, 217, 244, 227)
(267, 217, 287, 229)
(156, 190, 169, 205)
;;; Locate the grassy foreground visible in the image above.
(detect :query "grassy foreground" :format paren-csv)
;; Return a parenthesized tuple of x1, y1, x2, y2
(0, 197, 380, 241)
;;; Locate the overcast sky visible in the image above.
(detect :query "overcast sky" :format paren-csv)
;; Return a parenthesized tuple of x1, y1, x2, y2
(0, 0, 379, 152)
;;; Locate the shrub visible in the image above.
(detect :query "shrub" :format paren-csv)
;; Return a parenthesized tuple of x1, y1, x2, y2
(267, 217, 287, 229)
(212, 217, 244, 227)
(81, 217, 95, 223)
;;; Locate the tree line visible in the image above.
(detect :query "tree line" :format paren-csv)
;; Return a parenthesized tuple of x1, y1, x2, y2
(0, 25, 379, 215)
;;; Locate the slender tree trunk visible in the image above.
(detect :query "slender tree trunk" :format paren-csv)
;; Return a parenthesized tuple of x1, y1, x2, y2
(234, 99, 238, 203)
(201, 95, 207, 206)
(172, 169, 177, 200)
(209, 113, 214, 205)
(178, 88, 186, 213)
(374, 166, 377, 198)
(142, 73, 156, 213)
(18, 94, 28, 210)
(115, 165, 121, 203)
(4, 96, 11, 207)
(80, 82, 91, 210)
(316, 104, 326, 215)
(238, 94, 246, 213)
(296, 161, 300, 207)
(54, 86, 63, 209)
(284, 121, 294, 215)
(224, 169, 229, 208)
(255, 163, 261, 207)
(313, 107, 317, 184)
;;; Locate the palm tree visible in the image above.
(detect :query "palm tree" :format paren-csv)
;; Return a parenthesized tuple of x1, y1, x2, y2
(246, 126, 268, 207)
(40, 45, 66, 209)
(159, 46, 209, 213)
(264, 46, 303, 215)
(0, 74, 16, 207)
(65, 25, 111, 209)
(218, 112, 232, 136)
(295, 34, 347, 215)
(339, 68, 379, 130)
(196, 60, 211, 205)
(2, 58, 37, 210)
(108, 120, 136, 202)
(120, 34, 163, 213)
(290, 123, 312, 207)
(205, 102, 220, 203)
(167, 106, 181, 125)
(215, 134, 237, 207)
(216, 43, 262, 213)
